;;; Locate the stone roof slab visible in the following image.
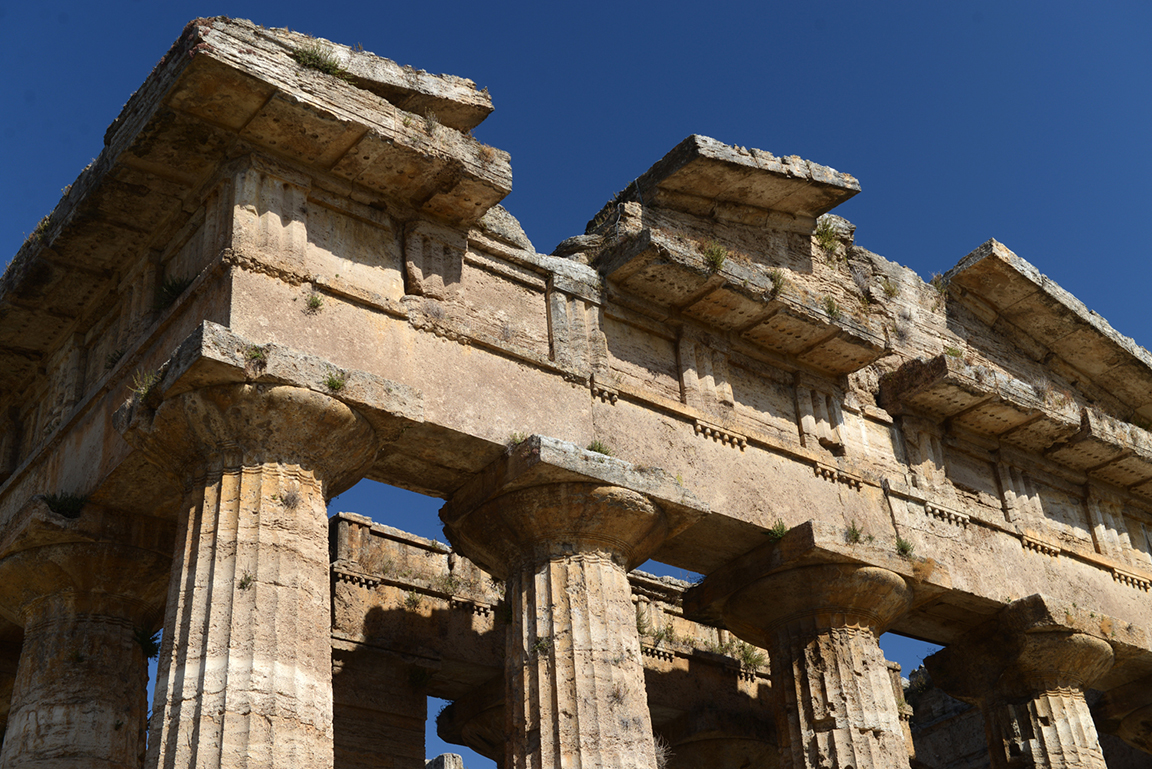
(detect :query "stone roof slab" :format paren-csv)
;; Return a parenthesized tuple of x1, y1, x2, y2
(947, 239, 1152, 424)
(630, 135, 860, 222)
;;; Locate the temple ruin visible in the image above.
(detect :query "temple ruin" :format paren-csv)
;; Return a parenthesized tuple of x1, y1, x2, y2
(3, 16, 1152, 769)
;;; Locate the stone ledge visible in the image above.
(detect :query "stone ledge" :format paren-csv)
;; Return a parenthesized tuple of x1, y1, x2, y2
(593, 135, 859, 227)
(1047, 407, 1152, 495)
(879, 353, 1082, 452)
(947, 239, 1152, 425)
(881, 354, 1152, 496)
(596, 228, 886, 375)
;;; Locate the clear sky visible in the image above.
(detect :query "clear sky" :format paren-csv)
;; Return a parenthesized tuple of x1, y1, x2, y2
(4, 1, 1149, 765)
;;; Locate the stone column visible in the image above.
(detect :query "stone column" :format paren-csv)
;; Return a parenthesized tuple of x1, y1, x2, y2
(443, 482, 668, 769)
(119, 383, 377, 769)
(927, 610, 1114, 769)
(720, 564, 913, 769)
(0, 505, 171, 769)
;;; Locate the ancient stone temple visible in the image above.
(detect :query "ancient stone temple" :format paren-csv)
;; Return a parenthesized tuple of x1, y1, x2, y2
(3, 16, 1152, 769)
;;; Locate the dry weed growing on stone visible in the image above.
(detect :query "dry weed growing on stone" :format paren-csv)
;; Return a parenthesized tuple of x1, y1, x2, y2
(701, 240, 728, 273)
(290, 42, 352, 82)
(587, 439, 612, 456)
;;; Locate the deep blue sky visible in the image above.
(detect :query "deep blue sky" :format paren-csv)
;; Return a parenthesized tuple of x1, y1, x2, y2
(4, 2, 1148, 764)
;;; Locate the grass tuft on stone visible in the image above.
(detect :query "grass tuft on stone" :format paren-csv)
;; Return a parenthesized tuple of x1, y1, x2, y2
(290, 42, 353, 82)
(586, 439, 612, 456)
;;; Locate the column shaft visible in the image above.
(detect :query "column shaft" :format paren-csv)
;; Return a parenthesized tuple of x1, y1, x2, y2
(443, 480, 669, 769)
(984, 689, 1107, 769)
(773, 619, 908, 769)
(1, 593, 150, 769)
(119, 383, 378, 769)
(508, 552, 655, 769)
(149, 461, 333, 769)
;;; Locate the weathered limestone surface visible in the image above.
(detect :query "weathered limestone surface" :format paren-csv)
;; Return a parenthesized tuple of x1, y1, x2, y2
(910, 671, 1152, 769)
(118, 384, 378, 769)
(6, 14, 1152, 769)
(926, 596, 1118, 769)
(331, 512, 775, 769)
(687, 547, 915, 769)
(0, 500, 171, 769)
(441, 442, 691, 769)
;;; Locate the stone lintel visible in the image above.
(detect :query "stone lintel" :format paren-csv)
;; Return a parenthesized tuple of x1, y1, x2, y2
(440, 434, 707, 538)
(946, 239, 1152, 424)
(596, 228, 886, 374)
(609, 134, 860, 225)
(683, 519, 950, 628)
(113, 320, 423, 447)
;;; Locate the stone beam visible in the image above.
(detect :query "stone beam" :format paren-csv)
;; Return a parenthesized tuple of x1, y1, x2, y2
(590, 134, 860, 231)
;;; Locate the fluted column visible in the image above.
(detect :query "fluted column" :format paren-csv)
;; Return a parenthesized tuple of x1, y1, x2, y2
(0, 505, 170, 769)
(720, 564, 913, 769)
(119, 383, 377, 769)
(927, 613, 1114, 769)
(443, 482, 668, 769)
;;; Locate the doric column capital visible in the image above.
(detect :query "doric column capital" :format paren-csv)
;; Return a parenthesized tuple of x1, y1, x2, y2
(118, 382, 378, 495)
(689, 559, 914, 769)
(723, 563, 912, 647)
(926, 597, 1115, 706)
(0, 499, 172, 627)
(445, 481, 667, 578)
